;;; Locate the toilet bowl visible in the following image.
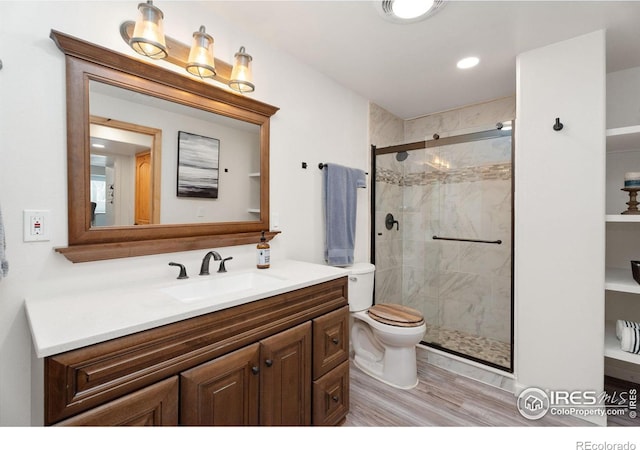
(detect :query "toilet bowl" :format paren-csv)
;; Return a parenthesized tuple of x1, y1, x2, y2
(348, 263, 426, 389)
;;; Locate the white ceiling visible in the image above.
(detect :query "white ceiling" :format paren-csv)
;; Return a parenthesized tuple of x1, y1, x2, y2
(207, 0, 640, 119)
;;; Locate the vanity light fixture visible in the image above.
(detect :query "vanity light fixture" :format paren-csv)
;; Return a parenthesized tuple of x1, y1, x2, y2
(128, 0, 167, 59)
(185, 26, 216, 79)
(229, 46, 255, 93)
(120, 1, 256, 91)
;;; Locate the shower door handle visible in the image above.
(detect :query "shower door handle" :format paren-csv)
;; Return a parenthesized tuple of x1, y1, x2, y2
(385, 213, 399, 231)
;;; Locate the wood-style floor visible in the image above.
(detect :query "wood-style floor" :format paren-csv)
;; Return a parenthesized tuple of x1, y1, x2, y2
(343, 351, 638, 426)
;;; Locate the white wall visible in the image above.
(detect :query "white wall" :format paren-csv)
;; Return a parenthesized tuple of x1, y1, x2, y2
(515, 30, 606, 425)
(607, 66, 640, 129)
(0, 1, 369, 425)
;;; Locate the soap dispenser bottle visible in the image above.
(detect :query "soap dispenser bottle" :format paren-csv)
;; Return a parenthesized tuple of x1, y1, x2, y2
(256, 231, 270, 269)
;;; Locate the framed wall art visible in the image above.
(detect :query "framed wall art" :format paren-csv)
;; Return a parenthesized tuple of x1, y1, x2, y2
(177, 131, 220, 199)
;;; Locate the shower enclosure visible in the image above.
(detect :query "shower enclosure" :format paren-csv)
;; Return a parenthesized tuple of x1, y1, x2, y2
(372, 125, 514, 371)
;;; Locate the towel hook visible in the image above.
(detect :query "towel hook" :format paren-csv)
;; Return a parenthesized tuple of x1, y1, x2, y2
(553, 117, 564, 131)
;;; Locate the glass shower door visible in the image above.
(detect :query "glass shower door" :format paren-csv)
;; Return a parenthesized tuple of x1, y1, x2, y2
(373, 127, 513, 371)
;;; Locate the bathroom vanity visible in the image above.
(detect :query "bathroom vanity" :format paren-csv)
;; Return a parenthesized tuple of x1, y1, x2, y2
(25, 261, 350, 426)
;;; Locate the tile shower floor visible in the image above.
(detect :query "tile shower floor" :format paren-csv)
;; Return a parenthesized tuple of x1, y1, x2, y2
(424, 325, 511, 368)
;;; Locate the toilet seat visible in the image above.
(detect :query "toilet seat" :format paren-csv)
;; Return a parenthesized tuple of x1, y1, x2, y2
(367, 304, 425, 327)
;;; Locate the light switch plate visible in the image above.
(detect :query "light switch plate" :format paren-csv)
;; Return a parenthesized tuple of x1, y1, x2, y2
(23, 210, 51, 242)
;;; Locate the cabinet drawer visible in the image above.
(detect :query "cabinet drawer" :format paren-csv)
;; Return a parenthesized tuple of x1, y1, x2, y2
(312, 305, 349, 379)
(312, 360, 349, 426)
(54, 376, 178, 426)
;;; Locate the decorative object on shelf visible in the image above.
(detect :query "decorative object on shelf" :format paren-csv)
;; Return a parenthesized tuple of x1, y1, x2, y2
(616, 319, 640, 339)
(620, 326, 640, 354)
(624, 172, 640, 188)
(631, 260, 640, 285)
(553, 117, 564, 131)
(621, 187, 640, 215)
(120, 1, 255, 92)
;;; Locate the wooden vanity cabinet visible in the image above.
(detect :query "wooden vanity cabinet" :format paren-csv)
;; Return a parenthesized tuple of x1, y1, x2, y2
(180, 322, 312, 426)
(45, 277, 349, 426)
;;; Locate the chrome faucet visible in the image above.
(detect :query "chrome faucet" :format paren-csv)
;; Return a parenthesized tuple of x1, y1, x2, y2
(199, 251, 222, 276)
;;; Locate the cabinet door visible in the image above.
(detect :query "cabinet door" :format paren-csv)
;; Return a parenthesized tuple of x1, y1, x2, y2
(260, 322, 312, 426)
(312, 360, 349, 426)
(312, 305, 349, 379)
(180, 343, 260, 426)
(54, 377, 178, 426)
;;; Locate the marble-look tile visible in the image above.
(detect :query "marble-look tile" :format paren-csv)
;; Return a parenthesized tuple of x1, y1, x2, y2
(374, 267, 402, 304)
(374, 180, 402, 211)
(369, 103, 405, 148)
(458, 96, 516, 130)
(403, 96, 515, 143)
(439, 271, 493, 337)
(459, 242, 511, 278)
(374, 238, 402, 270)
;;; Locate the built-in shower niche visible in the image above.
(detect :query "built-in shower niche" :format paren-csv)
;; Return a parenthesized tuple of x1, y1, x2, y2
(373, 127, 514, 372)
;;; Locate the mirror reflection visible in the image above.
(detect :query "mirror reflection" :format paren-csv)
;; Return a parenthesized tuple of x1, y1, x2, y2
(89, 80, 261, 227)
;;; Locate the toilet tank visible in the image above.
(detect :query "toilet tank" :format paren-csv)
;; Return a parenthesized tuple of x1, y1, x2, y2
(348, 263, 375, 312)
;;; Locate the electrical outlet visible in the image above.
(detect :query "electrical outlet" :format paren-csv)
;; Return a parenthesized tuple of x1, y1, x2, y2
(23, 210, 51, 242)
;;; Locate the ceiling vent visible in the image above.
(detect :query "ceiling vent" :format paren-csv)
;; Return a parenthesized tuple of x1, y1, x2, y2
(376, 0, 447, 24)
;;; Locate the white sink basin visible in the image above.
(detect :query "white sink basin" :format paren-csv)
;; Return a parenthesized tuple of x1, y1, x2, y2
(159, 271, 287, 303)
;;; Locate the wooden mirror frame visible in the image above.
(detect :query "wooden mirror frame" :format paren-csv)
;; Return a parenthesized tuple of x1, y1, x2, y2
(51, 30, 280, 263)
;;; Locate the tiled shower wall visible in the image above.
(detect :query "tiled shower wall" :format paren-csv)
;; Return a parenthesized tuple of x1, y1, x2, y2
(371, 97, 515, 344)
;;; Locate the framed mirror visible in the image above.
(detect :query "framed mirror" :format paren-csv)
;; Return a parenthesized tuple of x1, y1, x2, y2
(51, 30, 279, 262)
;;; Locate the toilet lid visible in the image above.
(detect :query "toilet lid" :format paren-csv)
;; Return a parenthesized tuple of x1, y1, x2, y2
(368, 304, 425, 327)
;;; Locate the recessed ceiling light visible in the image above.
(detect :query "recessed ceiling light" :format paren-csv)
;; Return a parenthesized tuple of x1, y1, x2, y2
(376, 0, 446, 24)
(392, 0, 434, 19)
(457, 56, 480, 69)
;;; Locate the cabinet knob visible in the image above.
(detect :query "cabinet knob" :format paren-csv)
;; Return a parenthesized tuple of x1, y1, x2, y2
(332, 395, 340, 402)
(331, 338, 340, 345)
(251, 366, 259, 375)
(265, 359, 273, 367)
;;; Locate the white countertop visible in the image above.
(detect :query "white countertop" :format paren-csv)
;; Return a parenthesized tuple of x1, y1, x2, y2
(25, 260, 349, 358)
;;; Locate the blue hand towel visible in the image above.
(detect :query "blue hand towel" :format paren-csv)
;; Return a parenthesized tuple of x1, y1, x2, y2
(324, 164, 366, 266)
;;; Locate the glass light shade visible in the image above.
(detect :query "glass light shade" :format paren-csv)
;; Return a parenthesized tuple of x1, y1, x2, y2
(129, 1, 167, 59)
(186, 26, 216, 79)
(229, 47, 255, 93)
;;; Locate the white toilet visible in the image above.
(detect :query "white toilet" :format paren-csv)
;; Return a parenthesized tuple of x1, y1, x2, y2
(349, 263, 427, 389)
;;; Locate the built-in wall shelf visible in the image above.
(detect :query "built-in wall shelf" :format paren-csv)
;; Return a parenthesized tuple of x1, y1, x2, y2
(605, 268, 640, 294)
(605, 320, 640, 364)
(606, 126, 640, 152)
(606, 214, 640, 223)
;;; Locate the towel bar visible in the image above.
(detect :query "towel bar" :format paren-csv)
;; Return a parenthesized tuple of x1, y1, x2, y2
(319, 162, 368, 175)
(432, 236, 502, 245)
